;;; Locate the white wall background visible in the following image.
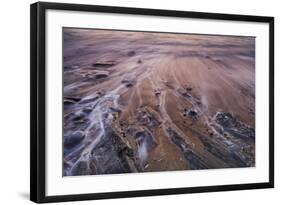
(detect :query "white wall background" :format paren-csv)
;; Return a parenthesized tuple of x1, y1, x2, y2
(0, 0, 279, 204)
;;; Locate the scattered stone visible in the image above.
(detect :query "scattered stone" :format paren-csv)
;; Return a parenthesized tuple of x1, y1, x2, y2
(92, 61, 116, 68)
(185, 87, 192, 91)
(209, 131, 214, 136)
(127, 51, 136, 56)
(164, 81, 175, 89)
(121, 79, 136, 87)
(94, 70, 109, 79)
(184, 108, 198, 120)
(154, 89, 161, 96)
(97, 90, 106, 96)
(79, 70, 109, 79)
(137, 59, 142, 64)
(188, 109, 198, 119)
(206, 128, 214, 136)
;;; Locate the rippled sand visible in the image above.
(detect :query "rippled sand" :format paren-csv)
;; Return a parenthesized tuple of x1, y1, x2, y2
(63, 28, 255, 176)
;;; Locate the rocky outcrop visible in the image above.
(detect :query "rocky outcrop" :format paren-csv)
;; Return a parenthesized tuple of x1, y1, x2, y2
(215, 112, 255, 142)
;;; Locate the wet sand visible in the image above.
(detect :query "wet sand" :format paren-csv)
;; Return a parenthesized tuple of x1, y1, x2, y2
(63, 28, 255, 176)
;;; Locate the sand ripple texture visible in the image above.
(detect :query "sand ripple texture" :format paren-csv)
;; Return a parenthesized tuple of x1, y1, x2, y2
(63, 28, 255, 176)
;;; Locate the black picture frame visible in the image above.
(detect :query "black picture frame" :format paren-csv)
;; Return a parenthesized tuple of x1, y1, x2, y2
(30, 1, 274, 203)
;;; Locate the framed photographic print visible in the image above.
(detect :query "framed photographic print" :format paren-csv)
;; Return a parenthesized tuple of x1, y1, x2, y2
(30, 1, 274, 203)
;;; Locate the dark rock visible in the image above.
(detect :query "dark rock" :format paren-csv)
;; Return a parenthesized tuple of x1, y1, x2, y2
(72, 112, 88, 121)
(215, 112, 255, 141)
(79, 95, 99, 104)
(137, 108, 161, 129)
(64, 99, 77, 105)
(184, 109, 198, 120)
(128, 51, 136, 56)
(64, 131, 85, 148)
(164, 81, 175, 89)
(94, 71, 109, 79)
(188, 109, 198, 119)
(110, 107, 122, 113)
(126, 83, 134, 87)
(82, 107, 93, 114)
(154, 89, 161, 96)
(167, 128, 207, 169)
(65, 65, 79, 70)
(89, 127, 134, 174)
(92, 61, 116, 68)
(185, 87, 192, 91)
(64, 96, 81, 105)
(196, 131, 245, 167)
(97, 90, 106, 96)
(121, 79, 136, 87)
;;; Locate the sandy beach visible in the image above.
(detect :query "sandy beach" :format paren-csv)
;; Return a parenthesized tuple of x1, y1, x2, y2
(63, 28, 255, 176)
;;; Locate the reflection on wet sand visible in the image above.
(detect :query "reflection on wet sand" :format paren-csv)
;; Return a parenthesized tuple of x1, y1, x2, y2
(63, 28, 255, 176)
